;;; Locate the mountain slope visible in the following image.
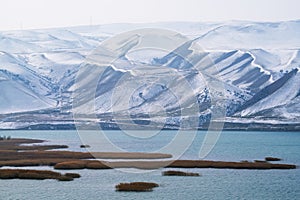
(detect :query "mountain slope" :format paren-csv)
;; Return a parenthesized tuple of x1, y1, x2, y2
(0, 21, 299, 129)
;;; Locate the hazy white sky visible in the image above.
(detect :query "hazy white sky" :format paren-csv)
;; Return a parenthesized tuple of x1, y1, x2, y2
(0, 0, 299, 31)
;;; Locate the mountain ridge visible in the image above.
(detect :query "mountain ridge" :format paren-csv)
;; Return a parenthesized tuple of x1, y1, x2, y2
(0, 21, 299, 130)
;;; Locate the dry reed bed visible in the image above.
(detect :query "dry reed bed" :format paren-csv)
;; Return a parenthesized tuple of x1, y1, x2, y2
(0, 169, 80, 181)
(53, 159, 296, 170)
(115, 182, 159, 192)
(0, 138, 296, 170)
(162, 170, 200, 176)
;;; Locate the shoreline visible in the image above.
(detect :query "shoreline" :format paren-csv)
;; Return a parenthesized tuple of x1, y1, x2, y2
(1, 127, 300, 132)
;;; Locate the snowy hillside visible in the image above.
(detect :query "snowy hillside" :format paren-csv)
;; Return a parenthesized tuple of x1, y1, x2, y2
(0, 21, 299, 130)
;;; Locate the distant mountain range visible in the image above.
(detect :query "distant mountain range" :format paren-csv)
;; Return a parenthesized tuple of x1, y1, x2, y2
(0, 21, 299, 130)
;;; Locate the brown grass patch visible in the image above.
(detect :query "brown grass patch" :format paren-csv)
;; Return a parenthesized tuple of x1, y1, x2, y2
(54, 160, 111, 170)
(254, 160, 268, 163)
(162, 170, 200, 176)
(65, 173, 81, 178)
(115, 182, 159, 192)
(265, 157, 281, 161)
(53, 159, 296, 170)
(0, 138, 68, 151)
(85, 161, 111, 169)
(0, 159, 77, 167)
(57, 175, 74, 181)
(0, 169, 80, 181)
(54, 160, 87, 169)
(0, 138, 296, 171)
(169, 160, 296, 169)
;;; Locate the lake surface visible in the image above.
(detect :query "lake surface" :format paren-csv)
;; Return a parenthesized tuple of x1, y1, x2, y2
(0, 130, 299, 200)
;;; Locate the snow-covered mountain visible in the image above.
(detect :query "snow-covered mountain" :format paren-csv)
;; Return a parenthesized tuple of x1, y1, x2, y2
(0, 21, 299, 130)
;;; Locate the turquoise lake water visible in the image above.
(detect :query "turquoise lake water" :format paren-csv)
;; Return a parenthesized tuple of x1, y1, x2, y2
(0, 130, 299, 200)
